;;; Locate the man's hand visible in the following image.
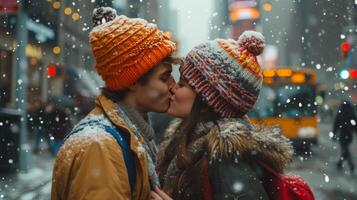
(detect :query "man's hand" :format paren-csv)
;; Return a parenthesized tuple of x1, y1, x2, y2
(150, 187, 173, 200)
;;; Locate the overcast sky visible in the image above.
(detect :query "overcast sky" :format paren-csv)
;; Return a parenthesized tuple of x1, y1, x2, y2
(170, 0, 214, 56)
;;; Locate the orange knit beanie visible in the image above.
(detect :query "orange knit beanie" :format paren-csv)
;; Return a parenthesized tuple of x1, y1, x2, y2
(89, 7, 176, 91)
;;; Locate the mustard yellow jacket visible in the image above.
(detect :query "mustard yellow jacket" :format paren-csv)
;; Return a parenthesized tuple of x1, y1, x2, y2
(51, 95, 151, 200)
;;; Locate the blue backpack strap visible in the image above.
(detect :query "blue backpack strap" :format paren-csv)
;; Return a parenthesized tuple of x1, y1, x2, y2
(104, 125, 137, 196)
(64, 120, 137, 197)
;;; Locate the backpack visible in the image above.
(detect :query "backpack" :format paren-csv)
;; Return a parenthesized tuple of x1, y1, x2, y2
(257, 160, 315, 200)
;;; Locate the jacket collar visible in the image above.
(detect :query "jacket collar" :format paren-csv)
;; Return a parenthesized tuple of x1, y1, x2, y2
(162, 117, 294, 172)
(95, 95, 130, 128)
(206, 118, 294, 172)
(94, 95, 146, 153)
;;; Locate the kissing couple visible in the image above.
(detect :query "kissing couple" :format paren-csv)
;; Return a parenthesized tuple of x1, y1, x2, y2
(51, 6, 293, 200)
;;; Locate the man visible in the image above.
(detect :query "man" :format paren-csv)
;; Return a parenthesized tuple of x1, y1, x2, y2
(51, 7, 176, 200)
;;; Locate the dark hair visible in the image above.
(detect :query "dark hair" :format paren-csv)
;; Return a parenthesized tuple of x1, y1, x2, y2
(339, 101, 355, 116)
(179, 95, 220, 142)
(101, 68, 155, 102)
(158, 95, 221, 199)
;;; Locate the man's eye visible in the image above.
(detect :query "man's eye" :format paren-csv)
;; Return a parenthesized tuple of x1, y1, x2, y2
(161, 76, 169, 80)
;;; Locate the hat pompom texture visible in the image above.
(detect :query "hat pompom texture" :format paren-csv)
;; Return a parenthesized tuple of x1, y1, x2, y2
(238, 30, 265, 56)
(92, 7, 117, 27)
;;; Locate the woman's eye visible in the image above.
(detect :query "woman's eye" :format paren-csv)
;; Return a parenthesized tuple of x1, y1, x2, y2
(178, 82, 185, 87)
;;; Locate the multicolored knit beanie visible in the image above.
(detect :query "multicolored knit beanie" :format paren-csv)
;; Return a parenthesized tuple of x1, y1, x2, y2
(89, 7, 176, 91)
(181, 31, 265, 118)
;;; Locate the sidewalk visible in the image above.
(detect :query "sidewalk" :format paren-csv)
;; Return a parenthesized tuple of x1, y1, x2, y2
(287, 122, 357, 200)
(0, 148, 54, 200)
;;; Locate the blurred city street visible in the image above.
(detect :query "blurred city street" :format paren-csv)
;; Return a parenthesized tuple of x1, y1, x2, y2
(1, 148, 54, 200)
(0, 121, 356, 200)
(1, 0, 357, 199)
(287, 122, 357, 200)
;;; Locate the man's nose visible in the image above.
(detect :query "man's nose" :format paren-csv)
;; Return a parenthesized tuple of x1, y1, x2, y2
(168, 76, 176, 90)
(168, 79, 178, 94)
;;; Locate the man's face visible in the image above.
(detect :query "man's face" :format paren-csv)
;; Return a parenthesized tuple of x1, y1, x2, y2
(133, 62, 175, 113)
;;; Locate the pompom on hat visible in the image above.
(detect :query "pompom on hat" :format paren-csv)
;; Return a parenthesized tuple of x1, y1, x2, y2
(181, 30, 265, 118)
(89, 7, 176, 91)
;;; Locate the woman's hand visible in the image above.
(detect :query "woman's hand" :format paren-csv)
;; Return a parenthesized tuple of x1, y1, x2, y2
(150, 187, 173, 200)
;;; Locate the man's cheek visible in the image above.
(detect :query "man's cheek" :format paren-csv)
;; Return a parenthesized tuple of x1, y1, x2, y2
(147, 89, 160, 99)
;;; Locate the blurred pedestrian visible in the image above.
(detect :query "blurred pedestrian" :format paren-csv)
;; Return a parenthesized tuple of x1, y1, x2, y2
(333, 101, 357, 173)
(31, 100, 45, 153)
(40, 99, 71, 156)
(155, 31, 294, 199)
(51, 7, 177, 200)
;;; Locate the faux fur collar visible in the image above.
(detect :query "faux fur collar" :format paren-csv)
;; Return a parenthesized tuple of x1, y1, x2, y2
(161, 118, 293, 172)
(206, 118, 294, 172)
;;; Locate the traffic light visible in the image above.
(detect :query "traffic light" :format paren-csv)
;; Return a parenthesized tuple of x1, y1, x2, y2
(340, 42, 350, 60)
(350, 69, 357, 79)
(339, 69, 357, 79)
(339, 69, 349, 79)
(48, 64, 57, 77)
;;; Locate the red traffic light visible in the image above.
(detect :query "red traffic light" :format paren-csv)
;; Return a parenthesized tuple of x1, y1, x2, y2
(48, 65, 56, 77)
(341, 42, 350, 52)
(350, 69, 357, 79)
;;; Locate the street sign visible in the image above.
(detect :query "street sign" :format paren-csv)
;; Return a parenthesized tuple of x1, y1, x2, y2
(0, 0, 19, 14)
(27, 19, 55, 43)
(228, 0, 260, 22)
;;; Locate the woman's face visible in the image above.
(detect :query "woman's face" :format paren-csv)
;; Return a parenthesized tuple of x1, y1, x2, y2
(168, 78, 197, 118)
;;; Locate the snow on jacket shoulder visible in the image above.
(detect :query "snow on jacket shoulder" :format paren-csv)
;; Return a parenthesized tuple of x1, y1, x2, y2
(51, 95, 151, 200)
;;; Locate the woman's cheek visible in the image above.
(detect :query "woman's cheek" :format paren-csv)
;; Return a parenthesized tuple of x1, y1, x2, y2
(176, 90, 193, 113)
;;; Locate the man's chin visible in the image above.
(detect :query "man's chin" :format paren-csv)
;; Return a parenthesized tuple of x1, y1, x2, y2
(166, 106, 173, 115)
(152, 102, 170, 113)
(165, 100, 175, 114)
(166, 104, 181, 118)
(148, 98, 174, 113)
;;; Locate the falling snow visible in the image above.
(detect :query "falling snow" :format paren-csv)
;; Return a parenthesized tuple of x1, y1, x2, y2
(0, 0, 357, 199)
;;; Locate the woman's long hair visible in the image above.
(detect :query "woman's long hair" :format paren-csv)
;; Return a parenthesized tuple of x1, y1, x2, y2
(157, 95, 221, 199)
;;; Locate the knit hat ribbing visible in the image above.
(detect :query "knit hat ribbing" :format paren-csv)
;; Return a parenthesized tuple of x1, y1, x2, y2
(181, 31, 265, 118)
(89, 7, 176, 91)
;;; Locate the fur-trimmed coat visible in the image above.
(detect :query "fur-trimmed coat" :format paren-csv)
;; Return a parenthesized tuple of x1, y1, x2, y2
(157, 117, 294, 200)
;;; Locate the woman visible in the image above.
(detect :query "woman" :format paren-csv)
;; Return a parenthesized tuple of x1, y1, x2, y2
(154, 31, 294, 200)
(333, 101, 356, 173)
